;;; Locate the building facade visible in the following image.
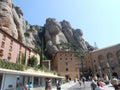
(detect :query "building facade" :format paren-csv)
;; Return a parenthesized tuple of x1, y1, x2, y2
(0, 29, 64, 90)
(53, 51, 80, 80)
(84, 44, 120, 79)
(0, 28, 40, 65)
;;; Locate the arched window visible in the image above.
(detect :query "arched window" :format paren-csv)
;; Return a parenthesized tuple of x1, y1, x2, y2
(98, 55, 106, 68)
(116, 50, 120, 64)
(107, 53, 115, 67)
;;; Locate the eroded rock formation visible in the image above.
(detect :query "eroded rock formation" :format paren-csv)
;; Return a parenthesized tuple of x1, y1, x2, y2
(0, 0, 94, 59)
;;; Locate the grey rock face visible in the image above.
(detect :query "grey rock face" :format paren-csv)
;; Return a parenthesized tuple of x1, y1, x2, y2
(44, 18, 93, 57)
(0, 0, 40, 48)
(12, 6, 26, 44)
(0, 0, 94, 59)
(46, 40, 59, 55)
(0, 1, 18, 39)
(73, 29, 88, 50)
(45, 18, 68, 55)
(61, 20, 88, 51)
(60, 20, 75, 44)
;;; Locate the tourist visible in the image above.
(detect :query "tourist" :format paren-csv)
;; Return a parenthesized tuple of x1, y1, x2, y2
(95, 81, 104, 90)
(24, 83, 29, 90)
(78, 79, 82, 87)
(111, 76, 119, 90)
(48, 79, 52, 90)
(81, 77, 86, 88)
(45, 78, 51, 90)
(28, 82, 33, 89)
(56, 80, 61, 90)
(91, 79, 97, 90)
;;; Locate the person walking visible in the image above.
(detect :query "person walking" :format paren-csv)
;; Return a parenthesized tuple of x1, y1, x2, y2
(91, 80, 97, 90)
(45, 78, 51, 90)
(24, 83, 29, 90)
(28, 82, 33, 89)
(48, 79, 52, 90)
(81, 77, 86, 88)
(78, 79, 82, 87)
(111, 77, 119, 90)
(56, 80, 61, 90)
(95, 81, 104, 90)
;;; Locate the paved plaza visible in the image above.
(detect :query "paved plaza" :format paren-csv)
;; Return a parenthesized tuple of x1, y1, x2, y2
(51, 81, 115, 90)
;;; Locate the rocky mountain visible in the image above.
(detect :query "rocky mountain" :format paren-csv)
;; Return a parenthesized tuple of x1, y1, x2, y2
(0, 0, 94, 59)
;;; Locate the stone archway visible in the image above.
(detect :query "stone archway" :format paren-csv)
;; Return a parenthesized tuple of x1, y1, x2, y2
(107, 52, 115, 67)
(98, 55, 106, 68)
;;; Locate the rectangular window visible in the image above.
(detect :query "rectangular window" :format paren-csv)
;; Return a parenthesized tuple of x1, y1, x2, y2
(0, 49, 3, 57)
(1, 41, 5, 48)
(66, 68, 68, 71)
(9, 46, 12, 51)
(10, 40, 13, 45)
(8, 53, 11, 59)
(66, 62, 68, 66)
(2, 35, 6, 40)
(60, 54, 62, 56)
(34, 77, 39, 87)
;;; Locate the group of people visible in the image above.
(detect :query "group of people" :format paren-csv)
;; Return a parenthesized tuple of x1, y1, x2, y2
(111, 76, 120, 90)
(91, 80, 105, 90)
(91, 76, 120, 90)
(45, 78, 61, 90)
(24, 82, 33, 90)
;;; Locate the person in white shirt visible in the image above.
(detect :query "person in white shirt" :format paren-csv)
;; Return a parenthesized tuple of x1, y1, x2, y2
(111, 77, 119, 90)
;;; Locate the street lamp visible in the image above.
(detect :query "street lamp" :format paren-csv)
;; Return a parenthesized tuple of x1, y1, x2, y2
(106, 62, 112, 80)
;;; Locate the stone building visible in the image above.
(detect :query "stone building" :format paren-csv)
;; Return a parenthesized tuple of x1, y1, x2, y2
(53, 51, 80, 80)
(84, 44, 120, 79)
(0, 28, 40, 65)
(0, 28, 64, 90)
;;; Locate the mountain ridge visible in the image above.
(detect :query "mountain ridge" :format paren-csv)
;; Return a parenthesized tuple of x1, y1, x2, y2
(0, 0, 95, 59)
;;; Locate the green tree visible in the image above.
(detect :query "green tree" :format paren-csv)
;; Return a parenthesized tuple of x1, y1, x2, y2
(28, 55, 38, 67)
(21, 53, 26, 65)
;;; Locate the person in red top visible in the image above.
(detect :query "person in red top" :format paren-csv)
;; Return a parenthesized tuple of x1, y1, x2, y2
(99, 81, 105, 87)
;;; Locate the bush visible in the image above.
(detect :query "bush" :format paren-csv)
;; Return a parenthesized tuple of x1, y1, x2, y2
(28, 55, 38, 67)
(0, 59, 28, 71)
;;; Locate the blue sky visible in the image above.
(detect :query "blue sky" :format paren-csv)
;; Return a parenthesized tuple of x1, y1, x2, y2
(13, 0, 120, 48)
